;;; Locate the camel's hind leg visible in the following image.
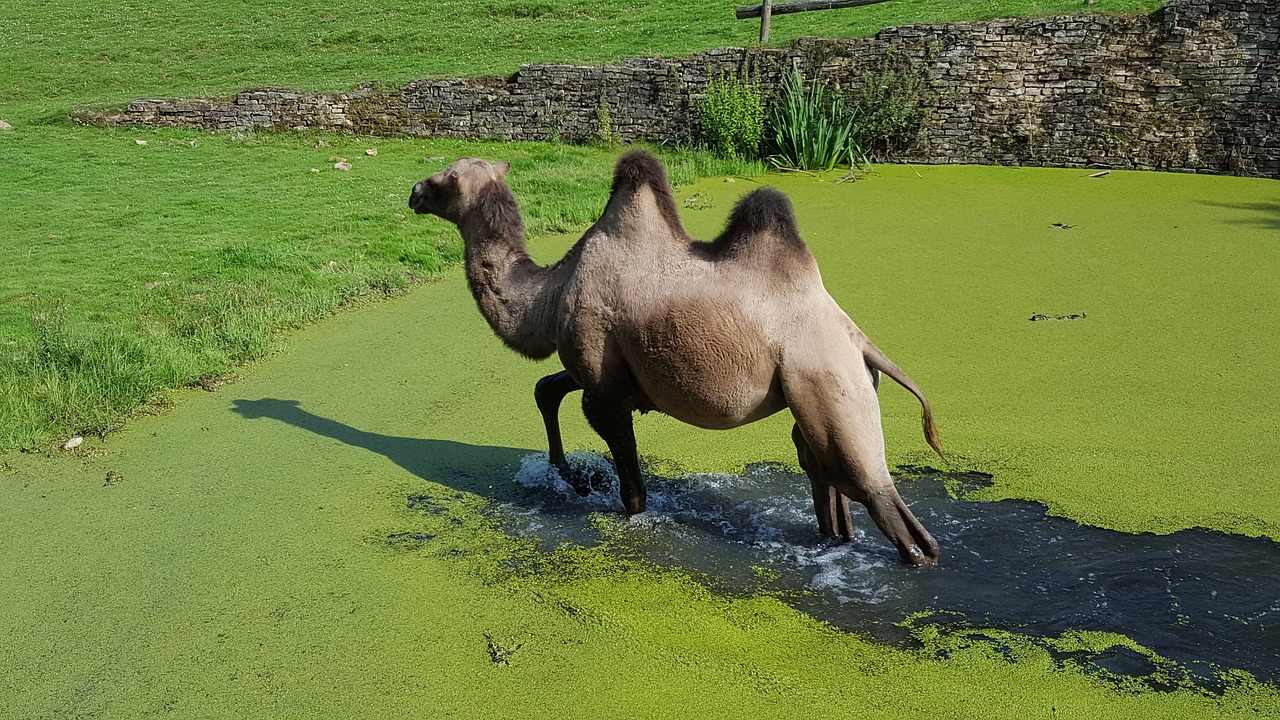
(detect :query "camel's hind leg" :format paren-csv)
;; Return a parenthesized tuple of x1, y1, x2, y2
(581, 391, 647, 515)
(783, 366, 939, 566)
(792, 424, 854, 541)
(535, 371, 582, 490)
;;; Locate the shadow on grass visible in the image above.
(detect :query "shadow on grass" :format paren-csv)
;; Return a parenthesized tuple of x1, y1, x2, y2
(1200, 200, 1280, 230)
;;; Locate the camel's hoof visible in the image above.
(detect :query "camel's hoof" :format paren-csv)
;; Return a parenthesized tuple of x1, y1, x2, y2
(818, 526, 855, 544)
(864, 493, 940, 566)
(566, 477, 592, 497)
(622, 496, 647, 516)
(903, 543, 939, 567)
(560, 466, 612, 497)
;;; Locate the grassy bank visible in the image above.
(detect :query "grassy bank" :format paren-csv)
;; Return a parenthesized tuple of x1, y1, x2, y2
(0, 129, 757, 449)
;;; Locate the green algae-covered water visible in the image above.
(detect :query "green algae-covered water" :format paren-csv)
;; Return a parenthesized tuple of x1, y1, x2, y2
(2, 165, 1277, 717)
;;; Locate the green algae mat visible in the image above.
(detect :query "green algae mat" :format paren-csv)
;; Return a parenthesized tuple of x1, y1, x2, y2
(2, 164, 1278, 717)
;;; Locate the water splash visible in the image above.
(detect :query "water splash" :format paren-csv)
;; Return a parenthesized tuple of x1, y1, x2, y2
(501, 451, 1280, 687)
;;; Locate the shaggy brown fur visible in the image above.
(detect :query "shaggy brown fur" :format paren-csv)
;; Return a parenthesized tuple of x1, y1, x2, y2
(410, 150, 944, 566)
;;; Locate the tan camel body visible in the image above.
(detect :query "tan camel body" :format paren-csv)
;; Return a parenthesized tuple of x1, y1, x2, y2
(410, 150, 943, 565)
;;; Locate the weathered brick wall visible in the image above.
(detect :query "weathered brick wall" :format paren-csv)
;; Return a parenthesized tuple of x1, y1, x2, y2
(77, 0, 1278, 177)
(846, 0, 1279, 175)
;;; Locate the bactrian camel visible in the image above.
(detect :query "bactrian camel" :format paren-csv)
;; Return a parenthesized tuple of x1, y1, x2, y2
(409, 149, 945, 565)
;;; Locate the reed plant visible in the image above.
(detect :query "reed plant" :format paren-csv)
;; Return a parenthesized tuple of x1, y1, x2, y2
(767, 69, 869, 173)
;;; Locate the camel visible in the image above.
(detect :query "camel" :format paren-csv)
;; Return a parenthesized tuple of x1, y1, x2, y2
(409, 149, 945, 565)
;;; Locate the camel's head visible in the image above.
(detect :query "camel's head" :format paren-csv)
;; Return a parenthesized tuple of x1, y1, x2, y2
(409, 158, 511, 223)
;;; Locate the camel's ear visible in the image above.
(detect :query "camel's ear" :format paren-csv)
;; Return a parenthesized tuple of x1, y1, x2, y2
(491, 161, 511, 180)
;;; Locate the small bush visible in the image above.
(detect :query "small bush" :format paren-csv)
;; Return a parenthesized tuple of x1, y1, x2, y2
(696, 72, 766, 159)
(767, 69, 866, 172)
(848, 59, 933, 160)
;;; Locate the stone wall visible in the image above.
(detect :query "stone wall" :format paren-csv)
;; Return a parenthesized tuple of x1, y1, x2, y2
(76, 0, 1278, 177)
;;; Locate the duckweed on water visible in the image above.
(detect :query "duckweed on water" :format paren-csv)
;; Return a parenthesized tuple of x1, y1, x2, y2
(1, 165, 1277, 717)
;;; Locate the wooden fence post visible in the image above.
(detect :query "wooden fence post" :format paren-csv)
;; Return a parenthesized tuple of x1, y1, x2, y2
(761, 0, 773, 43)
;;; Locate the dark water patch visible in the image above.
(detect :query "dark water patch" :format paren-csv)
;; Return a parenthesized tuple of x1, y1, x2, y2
(489, 452, 1280, 689)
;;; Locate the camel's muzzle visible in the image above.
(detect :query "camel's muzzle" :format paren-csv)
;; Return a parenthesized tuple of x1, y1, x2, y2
(408, 179, 433, 214)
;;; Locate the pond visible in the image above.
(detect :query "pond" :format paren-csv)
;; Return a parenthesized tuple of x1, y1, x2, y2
(4, 163, 1276, 718)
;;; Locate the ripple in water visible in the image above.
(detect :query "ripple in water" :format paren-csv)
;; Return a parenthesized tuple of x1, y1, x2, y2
(501, 451, 1280, 688)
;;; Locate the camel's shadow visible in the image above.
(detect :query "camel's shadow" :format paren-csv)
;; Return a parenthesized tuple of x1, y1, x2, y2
(230, 397, 535, 501)
(230, 397, 1280, 690)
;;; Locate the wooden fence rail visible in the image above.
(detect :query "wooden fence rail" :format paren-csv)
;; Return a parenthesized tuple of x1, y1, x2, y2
(737, 0, 892, 42)
(735, 0, 891, 20)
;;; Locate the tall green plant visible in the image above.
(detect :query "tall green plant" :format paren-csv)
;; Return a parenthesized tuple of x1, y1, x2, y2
(696, 72, 766, 159)
(767, 69, 866, 172)
(848, 59, 933, 160)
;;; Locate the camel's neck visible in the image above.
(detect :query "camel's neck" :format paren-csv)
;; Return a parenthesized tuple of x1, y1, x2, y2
(458, 184, 561, 360)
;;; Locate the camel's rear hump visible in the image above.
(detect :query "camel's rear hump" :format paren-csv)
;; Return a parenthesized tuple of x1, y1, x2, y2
(710, 187, 812, 262)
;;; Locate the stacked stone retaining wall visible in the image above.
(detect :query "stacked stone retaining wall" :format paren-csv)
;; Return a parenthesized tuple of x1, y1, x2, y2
(76, 0, 1278, 177)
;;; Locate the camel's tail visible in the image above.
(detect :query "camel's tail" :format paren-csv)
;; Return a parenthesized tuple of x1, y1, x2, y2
(862, 343, 945, 462)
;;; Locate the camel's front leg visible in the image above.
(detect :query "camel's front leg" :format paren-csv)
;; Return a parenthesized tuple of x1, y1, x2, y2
(534, 371, 581, 487)
(792, 424, 855, 541)
(581, 391, 646, 515)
